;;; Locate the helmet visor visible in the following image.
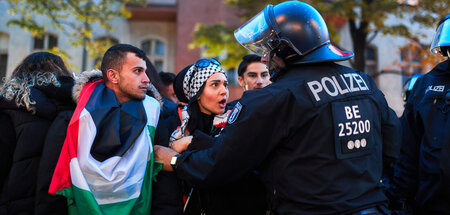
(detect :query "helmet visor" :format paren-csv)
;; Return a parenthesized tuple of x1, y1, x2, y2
(430, 18, 450, 54)
(234, 10, 279, 56)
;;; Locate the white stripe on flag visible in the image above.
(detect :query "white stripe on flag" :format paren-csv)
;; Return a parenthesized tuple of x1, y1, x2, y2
(142, 96, 160, 156)
(143, 96, 160, 128)
(72, 108, 151, 205)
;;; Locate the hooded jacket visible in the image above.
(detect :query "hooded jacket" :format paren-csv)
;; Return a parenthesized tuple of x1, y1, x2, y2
(0, 73, 75, 215)
(71, 70, 183, 215)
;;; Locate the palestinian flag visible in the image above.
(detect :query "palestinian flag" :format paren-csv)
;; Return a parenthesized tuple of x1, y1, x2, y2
(49, 79, 162, 215)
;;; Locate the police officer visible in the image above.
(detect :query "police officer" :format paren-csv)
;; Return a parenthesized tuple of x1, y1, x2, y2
(155, 1, 401, 214)
(389, 15, 450, 214)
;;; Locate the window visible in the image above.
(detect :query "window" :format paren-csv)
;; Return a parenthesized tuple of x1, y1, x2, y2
(33, 33, 58, 50)
(0, 33, 9, 79)
(399, 43, 424, 76)
(364, 46, 378, 76)
(141, 39, 166, 71)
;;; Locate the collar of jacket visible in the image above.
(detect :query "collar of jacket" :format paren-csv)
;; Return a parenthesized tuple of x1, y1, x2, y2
(73, 69, 163, 107)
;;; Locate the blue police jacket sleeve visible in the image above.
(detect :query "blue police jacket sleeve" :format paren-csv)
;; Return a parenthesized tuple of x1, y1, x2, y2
(391, 80, 423, 199)
(174, 89, 290, 188)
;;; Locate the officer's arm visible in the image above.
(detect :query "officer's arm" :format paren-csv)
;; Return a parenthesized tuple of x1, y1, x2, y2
(174, 90, 288, 188)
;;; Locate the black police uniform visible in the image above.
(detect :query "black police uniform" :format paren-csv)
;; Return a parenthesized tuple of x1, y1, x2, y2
(173, 62, 401, 214)
(391, 60, 450, 214)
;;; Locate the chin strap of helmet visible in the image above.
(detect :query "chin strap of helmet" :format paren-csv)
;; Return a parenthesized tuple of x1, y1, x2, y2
(269, 52, 287, 82)
(268, 52, 276, 81)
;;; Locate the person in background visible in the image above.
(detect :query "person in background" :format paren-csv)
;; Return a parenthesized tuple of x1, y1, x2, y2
(159, 71, 184, 106)
(228, 54, 272, 107)
(388, 14, 450, 214)
(144, 59, 178, 123)
(237, 54, 271, 91)
(0, 52, 75, 215)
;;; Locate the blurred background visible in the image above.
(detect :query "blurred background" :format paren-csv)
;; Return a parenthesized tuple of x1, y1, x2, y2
(0, 0, 448, 115)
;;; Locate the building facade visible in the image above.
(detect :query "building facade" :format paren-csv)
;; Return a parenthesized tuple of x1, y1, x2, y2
(0, 0, 436, 111)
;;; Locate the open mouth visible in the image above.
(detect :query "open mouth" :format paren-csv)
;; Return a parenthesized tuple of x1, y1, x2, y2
(218, 99, 226, 107)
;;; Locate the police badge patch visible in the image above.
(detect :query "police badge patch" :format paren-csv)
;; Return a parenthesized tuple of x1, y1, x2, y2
(331, 99, 375, 159)
(228, 102, 242, 124)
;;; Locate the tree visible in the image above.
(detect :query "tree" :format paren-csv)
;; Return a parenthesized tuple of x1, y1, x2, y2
(6, 0, 147, 71)
(302, 0, 449, 74)
(189, 23, 248, 69)
(190, 0, 449, 74)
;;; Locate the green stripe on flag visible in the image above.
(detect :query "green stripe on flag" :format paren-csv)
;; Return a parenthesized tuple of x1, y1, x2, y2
(147, 125, 156, 143)
(56, 125, 162, 215)
(58, 160, 156, 215)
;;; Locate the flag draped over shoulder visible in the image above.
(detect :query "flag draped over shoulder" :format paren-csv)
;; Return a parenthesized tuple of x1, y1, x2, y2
(49, 79, 162, 215)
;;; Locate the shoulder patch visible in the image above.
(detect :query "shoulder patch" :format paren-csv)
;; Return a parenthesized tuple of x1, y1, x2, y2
(227, 102, 242, 124)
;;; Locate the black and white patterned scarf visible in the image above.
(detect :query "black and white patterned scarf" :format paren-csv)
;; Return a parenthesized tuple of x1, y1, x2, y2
(182, 63, 226, 100)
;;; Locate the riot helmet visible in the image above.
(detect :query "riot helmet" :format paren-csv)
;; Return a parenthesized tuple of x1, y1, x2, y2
(234, 1, 353, 65)
(430, 15, 450, 57)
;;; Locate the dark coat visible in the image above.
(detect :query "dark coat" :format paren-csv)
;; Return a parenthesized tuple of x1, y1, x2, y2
(146, 87, 184, 215)
(174, 62, 401, 214)
(391, 60, 450, 214)
(0, 75, 75, 215)
(0, 110, 15, 196)
(151, 106, 184, 215)
(36, 110, 73, 215)
(168, 103, 267, 215)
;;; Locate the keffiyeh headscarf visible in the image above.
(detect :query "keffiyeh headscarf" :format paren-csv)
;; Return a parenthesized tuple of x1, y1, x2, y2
(170, 59, 230, 142)
(182, 63, 226, 101)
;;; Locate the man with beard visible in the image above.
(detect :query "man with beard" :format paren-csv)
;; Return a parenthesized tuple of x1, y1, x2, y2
(48, 44, 172, 214)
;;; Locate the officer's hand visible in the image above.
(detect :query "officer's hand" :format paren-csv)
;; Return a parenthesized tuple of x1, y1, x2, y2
(169, 136, 193, 153)
(154, 145, 178, 172)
